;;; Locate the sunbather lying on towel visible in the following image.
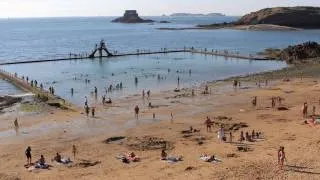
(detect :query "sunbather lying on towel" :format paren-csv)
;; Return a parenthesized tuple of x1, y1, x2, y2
(200, 154, 221, 163)
(52, 152, 72, 164)
(160, 150, 183, 162)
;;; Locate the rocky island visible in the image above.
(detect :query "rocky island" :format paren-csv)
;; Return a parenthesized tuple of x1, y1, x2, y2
(112, 10, 154, 23)
(159, 6, 320, 31)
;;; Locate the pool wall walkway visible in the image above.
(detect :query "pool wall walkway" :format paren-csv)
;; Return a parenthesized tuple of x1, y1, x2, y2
(0, 48, 270, 66)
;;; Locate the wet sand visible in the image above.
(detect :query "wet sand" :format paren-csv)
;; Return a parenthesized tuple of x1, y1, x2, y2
(1, 64, 320, 179)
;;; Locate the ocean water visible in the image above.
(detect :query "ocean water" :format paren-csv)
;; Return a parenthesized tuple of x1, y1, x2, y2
(2, 53, 287, 105)
(0, 16, 319, 104)
(0, 16, 319, 63)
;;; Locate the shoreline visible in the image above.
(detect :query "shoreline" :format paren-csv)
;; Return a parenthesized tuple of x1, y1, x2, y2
(1, 62, 320, 179)
(157, 24, 304, 31)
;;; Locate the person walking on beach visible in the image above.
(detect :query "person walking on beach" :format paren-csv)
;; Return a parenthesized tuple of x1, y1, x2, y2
(91, 107, 95, 117)
(85, 105, 90, 117)
(142, 90, 145, 99)
(25, 146, 32, 165)
(252, 96, 257, 107)
(14, 118, 19, 134)
(302, 102, 308, 117)
(134, 105, 140, 120)
(278, 146, 286, 170)
(94, 86, 98, 95)
(229, 132, 233, 143)
(84, 96, 88, 106)
(272, 97, 276, 108)
(71, 88, 74, 96)
(218, 127, 225, 142)
(204, 117, 212, 132)
(313, 106, 316, 116)
(147, 90, 151, 99)
(153, 113, 156, 120)
(72, 145, 77, 160)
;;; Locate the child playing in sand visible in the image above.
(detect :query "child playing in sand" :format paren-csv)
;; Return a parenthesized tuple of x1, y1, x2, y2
(278, 146, 286, 170)
(25, 146, 32, 165)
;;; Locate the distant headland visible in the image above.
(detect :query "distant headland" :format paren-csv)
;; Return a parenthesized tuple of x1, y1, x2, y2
(168, 13, 225, 17)
(159, 6, 320, 31)
(112, 10, 154, 23)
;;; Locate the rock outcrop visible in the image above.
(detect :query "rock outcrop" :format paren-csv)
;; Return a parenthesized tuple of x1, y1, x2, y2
(112, 10, 154, 23)
(280, 41, 320, 63)
(237, 6, 320, 28)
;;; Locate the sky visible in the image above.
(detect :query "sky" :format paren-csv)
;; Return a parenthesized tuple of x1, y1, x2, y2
(0, 0, 319, 18)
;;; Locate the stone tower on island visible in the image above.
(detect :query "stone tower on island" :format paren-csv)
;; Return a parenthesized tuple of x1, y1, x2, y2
(112, 10, 154, 23)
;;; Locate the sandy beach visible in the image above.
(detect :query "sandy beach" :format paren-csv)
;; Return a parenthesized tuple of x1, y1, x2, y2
(1, 64, 320, 180)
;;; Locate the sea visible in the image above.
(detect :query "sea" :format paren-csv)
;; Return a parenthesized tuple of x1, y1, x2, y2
(0, 16, 320, 106)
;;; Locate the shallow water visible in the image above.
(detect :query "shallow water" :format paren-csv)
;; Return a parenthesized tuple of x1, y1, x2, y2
(0, 79, 23, 95)
(2, 52, 287, 106)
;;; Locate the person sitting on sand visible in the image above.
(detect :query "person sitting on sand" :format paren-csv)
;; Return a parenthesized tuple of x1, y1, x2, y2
(245, 132, 252, 142)
(161, 150, 168, 160)
(127, 152, 140, 162)
(39, 155, 46, 166)
(53, 153, 62, 163)
(106, 98, 112, 104)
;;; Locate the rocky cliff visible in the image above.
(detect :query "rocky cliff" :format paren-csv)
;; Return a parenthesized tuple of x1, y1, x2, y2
(112, 10, 154, 23)
(237, 7, 320, 28)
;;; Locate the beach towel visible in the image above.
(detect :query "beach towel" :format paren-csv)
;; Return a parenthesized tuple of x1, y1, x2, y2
(34, 163, 49, 169)
(56, 158, 73, 165)
(166, 156, 183, 164)
(200, 156, 222, 164)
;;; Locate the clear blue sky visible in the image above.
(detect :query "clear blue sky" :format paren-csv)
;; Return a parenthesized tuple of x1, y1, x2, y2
(0, 0, 319, 18)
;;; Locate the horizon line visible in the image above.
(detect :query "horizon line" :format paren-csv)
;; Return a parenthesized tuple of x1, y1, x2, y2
(0, 14, 242, 19)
